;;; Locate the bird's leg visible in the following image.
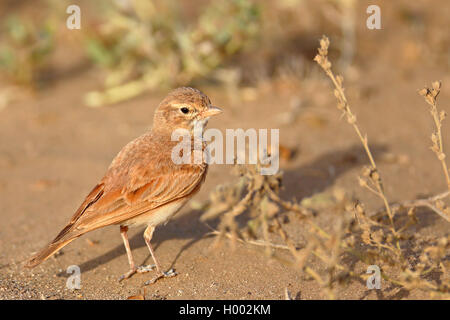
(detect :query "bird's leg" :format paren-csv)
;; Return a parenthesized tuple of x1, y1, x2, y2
(118, 225, 156, 282)
(118, 225, 137, 281)
(143, 225, 176, 285)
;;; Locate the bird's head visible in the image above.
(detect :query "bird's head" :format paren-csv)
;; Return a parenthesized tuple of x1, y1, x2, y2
(153, 87, 223, 134)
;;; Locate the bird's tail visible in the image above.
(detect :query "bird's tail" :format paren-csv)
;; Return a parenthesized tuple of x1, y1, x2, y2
(25, 183, 105, 268)
(24, 238, 75, 268)
(24, 224, 82, 268)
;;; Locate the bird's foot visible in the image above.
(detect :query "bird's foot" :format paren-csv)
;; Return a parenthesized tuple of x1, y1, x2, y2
(118, 267, 137, 282)
(144, 269, 177, 285)
(137, 264, 156, 273)
(118, 264, 156, 282)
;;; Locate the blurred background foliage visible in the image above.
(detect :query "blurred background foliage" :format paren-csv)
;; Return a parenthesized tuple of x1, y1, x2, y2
(0, 0, 448, 107)
(83, 0, 260, 106)
(0, 0, 340, 107)
(0, 15, 55, 86)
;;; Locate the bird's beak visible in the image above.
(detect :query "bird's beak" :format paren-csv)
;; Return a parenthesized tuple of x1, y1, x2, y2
(200, 105, 223, 119)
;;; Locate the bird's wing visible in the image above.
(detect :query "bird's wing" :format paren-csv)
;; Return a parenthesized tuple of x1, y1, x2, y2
(68, 161, 207, 233)
(52, 183, 105, 242)
(56, 131, 207, 237)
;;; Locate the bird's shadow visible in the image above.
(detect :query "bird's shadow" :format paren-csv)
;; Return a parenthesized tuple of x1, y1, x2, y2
(71, 209, 209, 275)
(66, 143, 388, 275)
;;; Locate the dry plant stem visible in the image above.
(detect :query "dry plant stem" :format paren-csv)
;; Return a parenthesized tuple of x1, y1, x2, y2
(273, 217, 298, 255)
(208, 177, 447, 296)
(419, 81, 450, 191)
(204, 225, 290, 250)
(265, 186, 336, 241)
(418, 201, 449, 222)
(274, 218, 335, 298)
(432, 110, 450, 188)
(384, 191, 450, 222)
(229, 188, 256, 218)
(371, 190, 450, 222)
(280, 215, 442, 295)
(213, 186, 256, 248)
(314, 36, 396, 232)
(207, 38, 450, 298)
(274, 216, 367, 299)
(264, 185, 308, 218)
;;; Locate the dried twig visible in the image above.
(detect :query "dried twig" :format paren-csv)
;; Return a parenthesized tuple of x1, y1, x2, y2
(314, 35, 396, 232)
(419, 81, 450, 191)
(371, 191, 450, 222)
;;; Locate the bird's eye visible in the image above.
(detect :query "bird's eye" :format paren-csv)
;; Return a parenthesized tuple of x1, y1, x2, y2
(180, 107, 190, 114)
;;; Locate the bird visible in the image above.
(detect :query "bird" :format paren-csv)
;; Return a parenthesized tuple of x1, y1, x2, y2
(25, 87, 223, 284)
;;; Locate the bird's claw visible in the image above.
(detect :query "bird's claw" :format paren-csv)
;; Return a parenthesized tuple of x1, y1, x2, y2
(118, 264, 156, 282)
(118, 268, 137, 282)
(137, 264, 156, 273)
(144, 269, 177, 285)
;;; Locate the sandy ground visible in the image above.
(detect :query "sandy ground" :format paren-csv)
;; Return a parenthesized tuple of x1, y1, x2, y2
(0, 0, 449, 299)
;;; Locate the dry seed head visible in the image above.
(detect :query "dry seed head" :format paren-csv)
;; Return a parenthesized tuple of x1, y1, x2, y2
(431, 80, 441, 94)
(313, 55, 323, 65)
(430, 145, 439, 154)
(320, 36, 330, 52)
(431, 133, 438, 145)
(418, 87, 437, 106)
(358, 176, 367, 188)
(370, 169, 380, 181)
(418, 88, 428, 97)
(337, 101, 346, 110)
(361, 166, 372, 177)
(418, 81, 442, 101)
(334, 89, 340, 99)
(314, 55, 331, 70)
(314, 36, 332, 70)
(426, 95, 435, 106)
(347, 114, 356, 124)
